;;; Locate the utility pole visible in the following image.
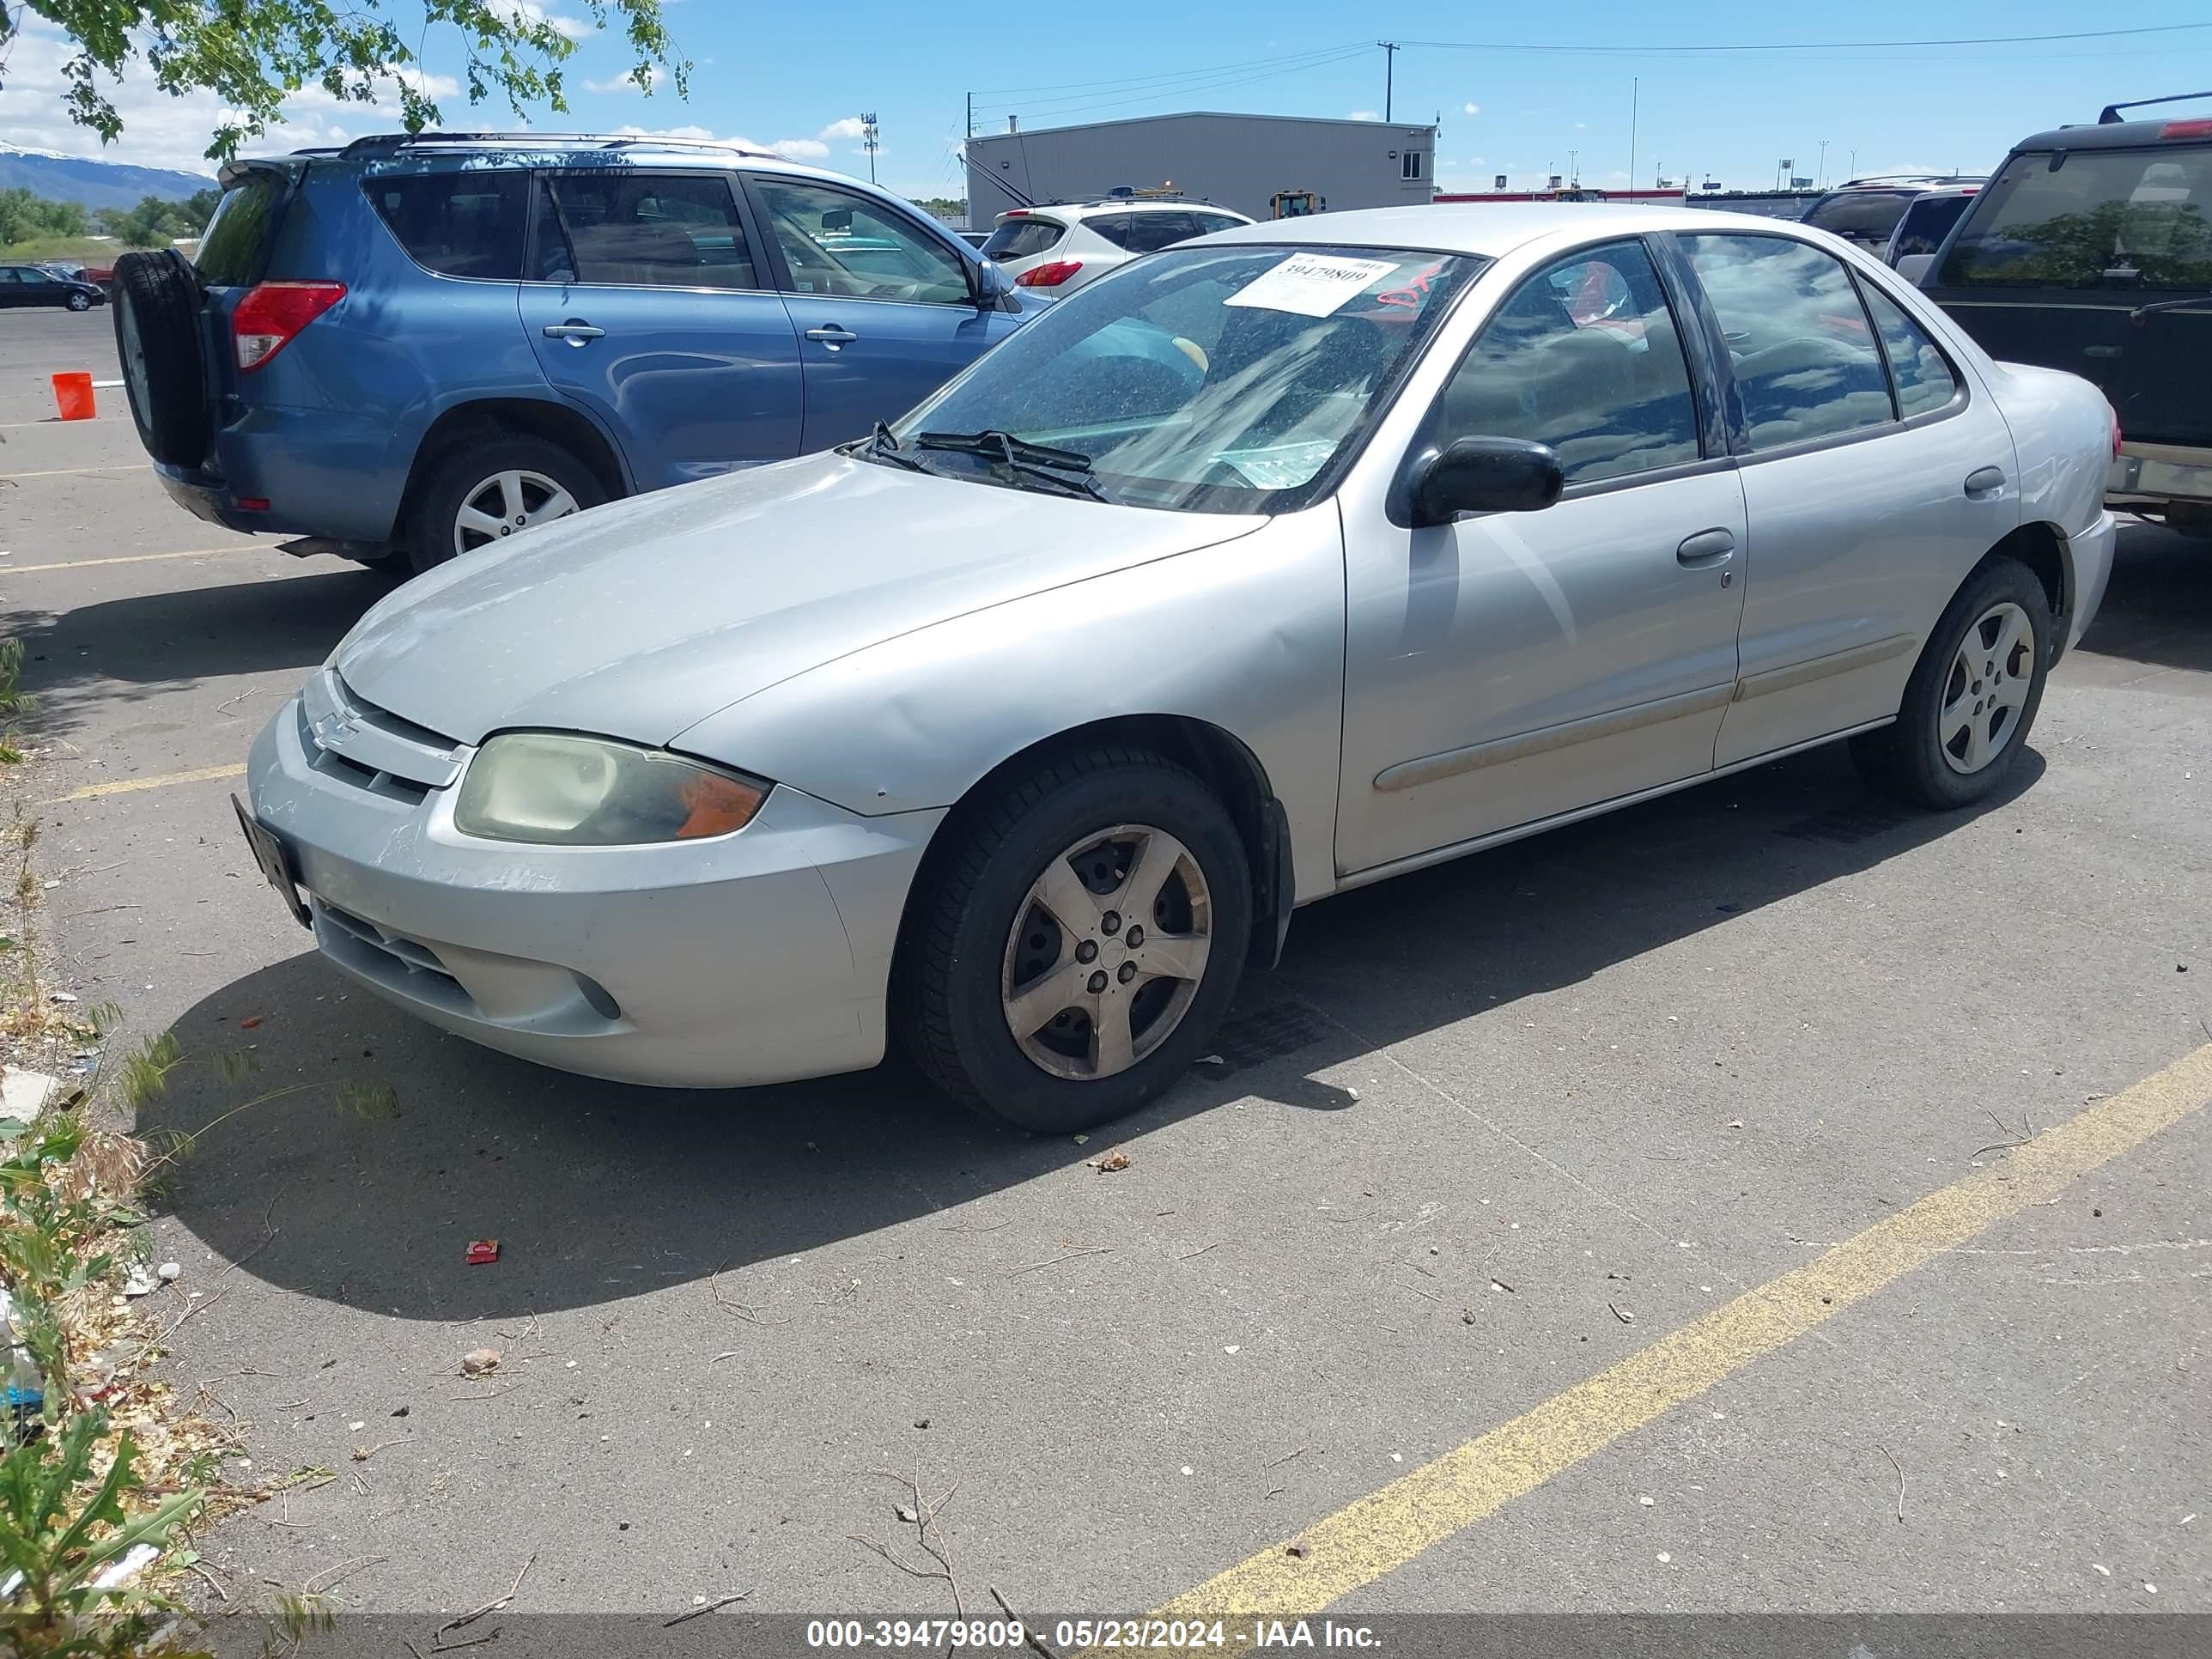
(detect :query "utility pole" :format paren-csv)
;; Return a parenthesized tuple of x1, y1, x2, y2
(1378, 41, 1399, 122)
(965, 93, 973, 141)
(861, 112, 880, 184)
(1628, 77, 1638, 203)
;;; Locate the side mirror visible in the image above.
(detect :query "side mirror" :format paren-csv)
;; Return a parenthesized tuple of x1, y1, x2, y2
(972, 258, 1012, 305)
(1402, 436, 1565, 527)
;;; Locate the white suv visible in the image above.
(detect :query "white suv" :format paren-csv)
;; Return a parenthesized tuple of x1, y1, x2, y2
(979, 199, 1255, 294)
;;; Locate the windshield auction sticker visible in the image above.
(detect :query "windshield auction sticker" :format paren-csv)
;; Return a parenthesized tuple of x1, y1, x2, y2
(1225, 253, 1401, 316)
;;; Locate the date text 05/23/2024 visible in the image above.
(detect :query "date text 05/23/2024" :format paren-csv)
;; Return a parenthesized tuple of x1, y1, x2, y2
(804, 1618, 1382, 1650)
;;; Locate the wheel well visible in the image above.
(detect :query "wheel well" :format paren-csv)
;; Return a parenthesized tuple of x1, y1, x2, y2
(917, 715, 1288, 967)
(1988, 520, 2068, 629)
(394, 398, 629, 547)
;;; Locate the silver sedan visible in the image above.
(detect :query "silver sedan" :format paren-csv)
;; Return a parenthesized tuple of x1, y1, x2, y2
(242, 204, 2118, 1133)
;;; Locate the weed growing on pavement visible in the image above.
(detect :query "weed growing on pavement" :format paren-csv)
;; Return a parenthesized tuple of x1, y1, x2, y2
(0, 640, 33, 767)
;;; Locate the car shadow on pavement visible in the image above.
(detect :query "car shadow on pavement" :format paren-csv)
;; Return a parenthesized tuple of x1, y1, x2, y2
(136, 738, 2042, 1322)
(2077, 519, 2212, 674)
(11, 564, 401, 735)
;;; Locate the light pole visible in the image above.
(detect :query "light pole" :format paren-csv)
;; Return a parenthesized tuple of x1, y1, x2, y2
(1849, 148, 1858, 179)
(1569, 148, 1578, 186)
(1817, 138, 1829, 188)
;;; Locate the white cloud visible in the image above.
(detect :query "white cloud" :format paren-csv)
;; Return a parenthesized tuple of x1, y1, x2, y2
(583, 65, 662, 94)
(818, 116, 867, 142)
(1573, 121, 1587, 130)
(1467, 155, 1484, 166)
(1346, 110, 1381, 122)
(612, 122, 825, 161)
(489, 0, 591, 42)
(1462, 101, 1480, 116)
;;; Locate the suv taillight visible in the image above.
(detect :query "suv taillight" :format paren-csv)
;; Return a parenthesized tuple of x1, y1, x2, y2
(2160, 118, 2212, 140)
(1015, 260, 1083, 288)
(233, 281, 347, 371)
(2111, 405, 2124, 459)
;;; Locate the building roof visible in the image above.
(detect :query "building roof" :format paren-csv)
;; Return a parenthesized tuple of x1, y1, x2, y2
(967, 110, 1437, 142)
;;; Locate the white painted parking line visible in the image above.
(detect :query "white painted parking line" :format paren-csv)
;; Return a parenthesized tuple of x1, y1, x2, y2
(1, 544, 274, 575)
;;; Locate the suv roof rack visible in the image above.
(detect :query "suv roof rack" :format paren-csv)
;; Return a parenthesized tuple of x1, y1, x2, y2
(331, 131, 778, 159)
(2099, 90, 2212, 125)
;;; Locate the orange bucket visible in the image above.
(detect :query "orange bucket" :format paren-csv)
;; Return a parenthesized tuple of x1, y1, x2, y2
(52, 372, 96, 422)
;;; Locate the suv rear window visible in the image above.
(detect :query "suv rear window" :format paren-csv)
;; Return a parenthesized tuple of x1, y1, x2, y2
(981, 217, 1065, 261)
(196, 172, 286, 286)
(1937, 147, 2212, 290)
(1890, 192, 1973, 258)
(1801, 190, 1916, 243)
(365, 171, 528, 280)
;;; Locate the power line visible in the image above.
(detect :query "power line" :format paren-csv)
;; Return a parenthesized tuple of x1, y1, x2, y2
(1400, 21, 2212, 54)
(969, 44, 1365, 100)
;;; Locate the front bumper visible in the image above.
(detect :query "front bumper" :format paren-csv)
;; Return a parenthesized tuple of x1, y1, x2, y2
(246, 691, 941, 1088)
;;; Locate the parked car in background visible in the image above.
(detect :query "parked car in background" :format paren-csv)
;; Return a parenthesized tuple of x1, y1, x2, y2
(978, 198, 1255, 293)
(1798, 175, 1985, 255)
(1884, 184, 1979, 282)
(240, 204, 2114, 1133)
(1921, 96, 2212, 537)
(957, 230, 992, 250)
(0, 263, 106, 310)
(110, 133, 1044, 574)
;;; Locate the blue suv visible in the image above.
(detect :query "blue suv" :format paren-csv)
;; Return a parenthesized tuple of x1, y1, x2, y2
(112, 133, 1040, 573)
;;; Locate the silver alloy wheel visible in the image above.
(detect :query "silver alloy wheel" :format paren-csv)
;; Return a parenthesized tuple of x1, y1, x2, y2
(452, 468, 581, 558)
(1939, 599, 2034, 775)
(67, 291, 90, 311)
(1000, 824, 1213, 1081)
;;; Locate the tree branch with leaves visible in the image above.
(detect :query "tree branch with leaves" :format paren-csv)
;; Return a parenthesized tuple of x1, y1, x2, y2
(3, 0, 691, 161)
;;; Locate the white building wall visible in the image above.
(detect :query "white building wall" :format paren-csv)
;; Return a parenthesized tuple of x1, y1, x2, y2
(964, 112, 1436, 226)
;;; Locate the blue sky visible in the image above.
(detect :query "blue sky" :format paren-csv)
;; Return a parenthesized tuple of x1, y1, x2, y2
(4, 3, 2212, 202)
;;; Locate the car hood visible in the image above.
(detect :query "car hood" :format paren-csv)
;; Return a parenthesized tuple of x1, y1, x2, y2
(333, 452, 1263, 748)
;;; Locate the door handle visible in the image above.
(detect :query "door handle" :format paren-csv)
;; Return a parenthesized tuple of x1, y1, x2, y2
(1963, 465, 2007, 495)
(805, 325, 859, 347)
(542, 321, 605, 346)
(1675, 527, 1735, 568)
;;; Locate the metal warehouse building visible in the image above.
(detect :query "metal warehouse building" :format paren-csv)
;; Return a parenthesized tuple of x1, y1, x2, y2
(963, 112, 1437, 228)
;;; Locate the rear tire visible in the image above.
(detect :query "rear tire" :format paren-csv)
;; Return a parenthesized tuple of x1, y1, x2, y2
(895, 748, 1252, 1135)
(1851, 556, 2051, 810)
(110, 250, 210, 466)
(408, 434, 606, 574)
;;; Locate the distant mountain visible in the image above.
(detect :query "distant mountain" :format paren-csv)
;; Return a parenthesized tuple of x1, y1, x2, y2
(0, 143, 216, 209)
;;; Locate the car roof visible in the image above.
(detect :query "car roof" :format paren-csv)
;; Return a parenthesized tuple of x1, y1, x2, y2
(1010, 200, 1243, 218)
(1188, 202, 1830, 258)
(2008, 113, 2212, 151)
(263, 131, 881, 194)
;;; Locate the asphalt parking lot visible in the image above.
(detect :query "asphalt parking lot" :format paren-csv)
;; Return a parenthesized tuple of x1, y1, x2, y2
(3, 307, 2207, 1629)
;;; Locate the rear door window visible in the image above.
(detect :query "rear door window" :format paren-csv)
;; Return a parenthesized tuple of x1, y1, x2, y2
(1682, 233, 1896, 447)
(537, 172, 761, 289)
(1191, 212, 1246, 236)
(1936, 147, 2212, 290)
(1889, 192, 1973, 258)
(196, 171, 287, 286)
(1860, 284, 1961, 417)
(364, 170, 527, 279)
(980, 216, 1065, 260)
(1121, 211, 1201, 252)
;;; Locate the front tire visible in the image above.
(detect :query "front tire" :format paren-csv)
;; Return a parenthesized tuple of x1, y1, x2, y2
(409, 434, 605, 574)
(896, 748, 1252, 1135)
(66, 291, 91, 312)
(1852, 556, 2051, 809)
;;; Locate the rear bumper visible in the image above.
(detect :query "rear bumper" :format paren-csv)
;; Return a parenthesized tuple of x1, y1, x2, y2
(155, 402, 412, 543)
(2063, 509, 2118, 655)
(2106, 443, 2212, 510)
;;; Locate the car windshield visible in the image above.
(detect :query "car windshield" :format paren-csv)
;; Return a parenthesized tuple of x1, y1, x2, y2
(880, 244, 1485, 513)
(1937, 147, 2212, 290)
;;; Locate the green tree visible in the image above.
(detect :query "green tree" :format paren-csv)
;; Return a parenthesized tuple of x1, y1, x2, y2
(5, 1, 690, 161)
(0, 188, 89, 243)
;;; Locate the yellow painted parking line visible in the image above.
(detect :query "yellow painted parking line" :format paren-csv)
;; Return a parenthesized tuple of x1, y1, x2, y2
(0, 465, 131, 480)
(1133, 1042, 2212, 1627)
(1, 544, 271, 575)
(42, 763, 246, 805)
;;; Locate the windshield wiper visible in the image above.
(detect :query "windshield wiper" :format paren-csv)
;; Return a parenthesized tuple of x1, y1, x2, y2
(915, 429, 1108, 501)
(2130, 292, 2212, 324)
(854, 418, 928, 471)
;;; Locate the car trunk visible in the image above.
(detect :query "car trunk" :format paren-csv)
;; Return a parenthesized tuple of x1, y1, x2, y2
(191, 158, 310, 442)
(1924, 143, 2212, 451)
